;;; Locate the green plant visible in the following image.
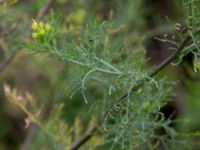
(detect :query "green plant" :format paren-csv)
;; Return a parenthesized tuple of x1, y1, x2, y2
(2, 0, 200, 149)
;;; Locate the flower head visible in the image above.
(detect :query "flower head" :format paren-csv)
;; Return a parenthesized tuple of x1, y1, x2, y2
(31, 19, 51, 39)
(32, 19, 38, 30)
(39, 21, 44, 28)
(39, 28, 45, 35)
(45, 23, 51, 32)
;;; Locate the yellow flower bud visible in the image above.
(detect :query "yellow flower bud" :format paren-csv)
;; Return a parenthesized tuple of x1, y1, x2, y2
(45, 23, 51, 32)
(31, 19, 51, 40)
(39, 29, 45, 35)
(39, 21, 44, 28)
(32, 19, 38, 30)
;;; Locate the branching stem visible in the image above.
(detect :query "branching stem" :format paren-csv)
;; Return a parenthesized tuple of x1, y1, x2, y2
(68, 58, 122, 75)
(94, 56, 122, 74)
(69, 32, 197, 150)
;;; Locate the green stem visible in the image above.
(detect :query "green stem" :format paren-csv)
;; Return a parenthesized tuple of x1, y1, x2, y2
(68, 58, 122, 75)
(94, 56, 122, 74)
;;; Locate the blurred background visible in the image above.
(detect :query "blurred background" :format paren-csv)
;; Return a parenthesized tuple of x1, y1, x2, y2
(1, 0, 200, 149)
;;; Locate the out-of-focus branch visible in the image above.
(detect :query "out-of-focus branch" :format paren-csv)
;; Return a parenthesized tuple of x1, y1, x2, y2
(20, 1, 53, 150)
(37, 0, 53, 20)
(20, 102, 53, 150)
(0, 52, 16, 74)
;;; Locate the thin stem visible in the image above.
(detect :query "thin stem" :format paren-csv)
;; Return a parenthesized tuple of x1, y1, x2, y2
(69, 125, 98, 150)
(36, 0, 53, 21)
(94, 56, 122, 74)
(188, 30, 200, 52)
(68, 59, 89, 66)
(81, 69, 96, 103)
(0, 52, 16, 74)
(95, 67, 122, 75)
(148, 35, 191, 77)
(68, 58, 122, 75)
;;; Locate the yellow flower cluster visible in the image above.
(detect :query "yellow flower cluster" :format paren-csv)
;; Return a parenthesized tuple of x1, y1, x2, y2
(32, 19, 51, 38)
